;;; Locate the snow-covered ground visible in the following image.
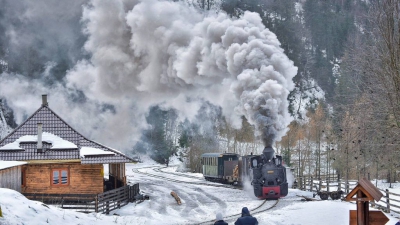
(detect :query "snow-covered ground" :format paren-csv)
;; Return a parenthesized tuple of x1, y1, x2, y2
(1, 157, 399, 225)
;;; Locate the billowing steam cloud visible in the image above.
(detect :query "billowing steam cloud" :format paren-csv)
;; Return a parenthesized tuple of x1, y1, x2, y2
(0, 0, 297, 151)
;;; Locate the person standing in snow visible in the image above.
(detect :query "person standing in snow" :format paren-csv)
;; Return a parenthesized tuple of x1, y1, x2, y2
(214, 212, 228, 225)
(234, 207, 258, 225)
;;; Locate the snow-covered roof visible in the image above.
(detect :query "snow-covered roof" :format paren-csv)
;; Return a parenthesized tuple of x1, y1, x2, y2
(0, 103, 137, 164)
(0, 161, 27, 170)
(0, 132, 77, 150)
(80, 147, 116, 158)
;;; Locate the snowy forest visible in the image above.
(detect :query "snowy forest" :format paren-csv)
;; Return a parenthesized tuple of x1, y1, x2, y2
(0, 0, 399, 184)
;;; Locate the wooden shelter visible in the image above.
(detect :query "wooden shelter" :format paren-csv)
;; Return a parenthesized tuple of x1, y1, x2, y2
(346, 177, 388, 225)
(0, 161, 27, 192)
(0, 95, 139, 198)
(346, 178, 383, 203)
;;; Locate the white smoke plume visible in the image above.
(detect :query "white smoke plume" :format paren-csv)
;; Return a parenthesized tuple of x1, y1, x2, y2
(0, 0, 297, 151)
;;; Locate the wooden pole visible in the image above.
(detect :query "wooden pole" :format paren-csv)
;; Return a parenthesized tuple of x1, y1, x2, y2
(386, 189, 390, 213)
(95, 195, 98, 213)
(327, 180, 330, 192)
(356, 190, 367, 225)
(114, 164, 117, 189)
(0, 205, 2, 217)
(364, 201, 369, 225)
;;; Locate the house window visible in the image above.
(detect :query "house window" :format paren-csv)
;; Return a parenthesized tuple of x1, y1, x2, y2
(51, 168, 69, 186)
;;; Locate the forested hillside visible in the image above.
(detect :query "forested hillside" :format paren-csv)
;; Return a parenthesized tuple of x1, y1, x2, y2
(0, 0, 399, 183)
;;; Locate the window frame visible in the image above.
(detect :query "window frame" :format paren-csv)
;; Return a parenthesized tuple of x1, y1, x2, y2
(51, 168, 70, 186)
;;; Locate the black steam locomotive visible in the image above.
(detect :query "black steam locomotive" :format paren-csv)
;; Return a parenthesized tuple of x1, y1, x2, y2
(200, 146, 288, 199)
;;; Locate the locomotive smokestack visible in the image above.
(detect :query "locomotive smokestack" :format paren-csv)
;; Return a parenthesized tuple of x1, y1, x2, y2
(263, 146, 275, 161)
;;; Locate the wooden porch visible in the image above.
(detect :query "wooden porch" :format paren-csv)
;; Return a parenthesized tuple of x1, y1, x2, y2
(104, 163, 127, 191)
(24, 183, 140, 214)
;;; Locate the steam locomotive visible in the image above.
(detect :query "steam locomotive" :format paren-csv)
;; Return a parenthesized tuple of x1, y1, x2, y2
(201, 147, 288, 199)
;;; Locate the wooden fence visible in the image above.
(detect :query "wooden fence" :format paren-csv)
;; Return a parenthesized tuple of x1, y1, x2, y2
(24, 183, 140, 214)
(374, 189, 400, 214)
(296, 177, 400, 214)
(96, 183, 139, 214)
(23, 192, 98, 212)
(296, 176, 357, 193)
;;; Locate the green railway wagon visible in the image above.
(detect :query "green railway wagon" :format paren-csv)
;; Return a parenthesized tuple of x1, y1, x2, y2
(201, 153, 239, 184)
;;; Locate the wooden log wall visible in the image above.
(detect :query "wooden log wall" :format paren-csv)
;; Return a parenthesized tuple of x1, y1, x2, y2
(0, 166, 22, 192)
(22, 163, 104, 195)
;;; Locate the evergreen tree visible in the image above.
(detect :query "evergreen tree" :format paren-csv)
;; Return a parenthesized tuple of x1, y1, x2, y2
(303, 0, 354, 99)
(135, 106, 179, 166)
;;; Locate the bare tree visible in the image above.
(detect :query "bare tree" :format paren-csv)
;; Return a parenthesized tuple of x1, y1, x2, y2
(367, 0, 400, 127)
(335, 0, 400, 183)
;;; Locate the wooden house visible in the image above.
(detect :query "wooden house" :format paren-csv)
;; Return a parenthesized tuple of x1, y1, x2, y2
(0, 161, 27, 192)
(0, 95, 138, 197)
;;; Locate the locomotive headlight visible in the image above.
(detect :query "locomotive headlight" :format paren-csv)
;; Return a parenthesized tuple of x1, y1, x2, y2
(276, 178, 281, 184)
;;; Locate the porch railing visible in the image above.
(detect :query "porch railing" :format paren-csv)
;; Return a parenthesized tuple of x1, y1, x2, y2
(23, 183, 140, 214)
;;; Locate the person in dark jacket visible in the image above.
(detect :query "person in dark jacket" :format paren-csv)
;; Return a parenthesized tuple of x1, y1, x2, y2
(214, 212, 228, 225)
(234, 207, 258, 225)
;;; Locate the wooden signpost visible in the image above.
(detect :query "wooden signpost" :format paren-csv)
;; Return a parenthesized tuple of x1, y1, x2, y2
(345, 178, 389, 225)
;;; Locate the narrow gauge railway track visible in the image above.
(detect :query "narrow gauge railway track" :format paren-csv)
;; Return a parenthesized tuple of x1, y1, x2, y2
(195, 199, 279, 225)
(132, 168, 241, 190)
(133, 166, 279, 225)
(154, 166, 206, 180)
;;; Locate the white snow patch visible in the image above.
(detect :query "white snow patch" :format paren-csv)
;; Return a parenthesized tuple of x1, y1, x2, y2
(0, 132, 77, 150)
(80, 147, 116, 158)
(0, 161, 27, 170)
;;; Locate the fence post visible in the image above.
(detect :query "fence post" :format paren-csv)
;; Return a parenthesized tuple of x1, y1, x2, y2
(128, 185, 132, 202)
(130, 185, 133, 202)
(345, 180, 349, 194)
(106, 201, 110, 215)
(95, 194, 98, 213)
(304, 177, 307, 191)
(310, 177, 313, 192)
(299, 177, 303, 190)
(318, 179, 322, 192)
(327, 179, 330, 192)
(386, 189, 390, 213)
(0, 205, 2, 217)
(304, 177, 310, 191)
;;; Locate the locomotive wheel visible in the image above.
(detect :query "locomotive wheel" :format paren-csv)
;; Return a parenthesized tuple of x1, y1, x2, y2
(319, 192, 329, 200)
